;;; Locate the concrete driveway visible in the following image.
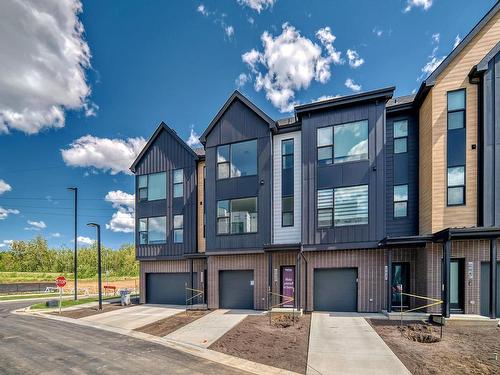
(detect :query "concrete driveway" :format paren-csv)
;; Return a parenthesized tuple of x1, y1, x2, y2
(166, 309, 260, 348)
(81, 304, 184, 330)
(307, 312, 411, 375)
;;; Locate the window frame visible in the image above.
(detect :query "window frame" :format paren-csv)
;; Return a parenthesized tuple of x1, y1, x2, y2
(333, 120, 369, 163)
(216, 196, 258, 235)
(317, 188, 334, 228)
(138, 216, 167, 245)
(316, 126, 334, 166)
(281, 138, 294, 170)
(333, 184, 369, 227)
(216, 139, 258, 180)
(173, 169, 184, 199)
(447, 89, 466, 130)
(282, 196, 294, 227)
(447, 166, 466, 206)
(393, 119, 408, 154)
(393, 184, 409, 219)
(173, 214, 183, 244)
(137, 172, 166, 202)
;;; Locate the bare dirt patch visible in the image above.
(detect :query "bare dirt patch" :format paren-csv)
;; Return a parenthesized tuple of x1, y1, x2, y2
(210, 313, 311, 374)
(369, 319, 500, 375)
(51, 302, 133, 319)
(134, 310, 211, 337)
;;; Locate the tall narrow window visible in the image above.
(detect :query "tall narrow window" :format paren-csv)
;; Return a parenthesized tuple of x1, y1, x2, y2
(334, 185, 368, 226)
(217, 145, 230, 179)
(138, 175, 148, 201)
(282, 139, 294, 227)
(393, 184, 408, 218)
(317, 189, 333, 227)
(217, 200, 230, 234)
(393, 120, 408, 154)
(173, 169, 183, 198)
(317, 127, 333, 165)
(137, 173, 166, 202)
(173, 214, 183, 243)
(447, 89, 466, 206)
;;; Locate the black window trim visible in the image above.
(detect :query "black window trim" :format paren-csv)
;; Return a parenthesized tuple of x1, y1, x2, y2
(281, 195, 294, 228)
(393, 119, 408, 155)
(216, 138, 258, 180)
(447, 165, 466, 206)
(172, 168, 184, 199)
(173, 214, 183, 244)
(393, 184, 409, 219)
(216, 196, 258, 236)
(137, 172, 166, 202)
(138, 215, 167, 245)
(316, 188, 333, 228)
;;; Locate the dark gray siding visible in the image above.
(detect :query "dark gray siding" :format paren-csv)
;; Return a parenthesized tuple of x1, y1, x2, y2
(482, 51, 500, 227)
(301, 101, 386, 248)
(205, 98, 272, 252)
(386, 111, 419, 236)
(135, 128, 198, 258)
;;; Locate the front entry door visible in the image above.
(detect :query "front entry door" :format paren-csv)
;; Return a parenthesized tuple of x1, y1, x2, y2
(392, 262, 410, 310)
(280, 266, 295, 308)
(450, 259, 465, 313)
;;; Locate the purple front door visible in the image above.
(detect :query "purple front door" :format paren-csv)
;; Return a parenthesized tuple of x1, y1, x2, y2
(281, 266, 295, 308)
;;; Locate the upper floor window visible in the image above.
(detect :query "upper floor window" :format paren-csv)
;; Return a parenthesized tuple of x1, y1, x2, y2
(138, 172, 166, 201)
(173, 169, 183, 198)
(217, 140, 257, 179)
(173, 214, 183, 243)
(447, 166, 465, 206)
(393, 184, 408, 218)
(317, 189, 333, 227)
(317, 120, 368, 165)
(334, 185, 368, 226)
(447, 89, 466, 206)
(138, 216, 166, 245)
(217, 197, 258, 234)
(282, 196, 294, 227)
(447, 90, 465, 130)
(282, 139, 294, 170)
(393, 120, 408, 154)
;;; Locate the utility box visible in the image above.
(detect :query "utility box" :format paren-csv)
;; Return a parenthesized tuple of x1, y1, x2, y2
(120, 289, 131, 306)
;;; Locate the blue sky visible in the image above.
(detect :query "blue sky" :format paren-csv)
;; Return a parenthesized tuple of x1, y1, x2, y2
(0, 0, 496, 249)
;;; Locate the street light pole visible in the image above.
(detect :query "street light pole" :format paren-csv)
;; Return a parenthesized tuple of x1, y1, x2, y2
(67, 187, 78, 301)
(87, 223, 102, 310)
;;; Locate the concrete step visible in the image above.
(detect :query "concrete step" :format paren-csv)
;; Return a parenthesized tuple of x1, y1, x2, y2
(431, 314, 500, 327)
(269, 307, 303, 316)
(382, 310, 430, 321)
(186, 303, 208, 311)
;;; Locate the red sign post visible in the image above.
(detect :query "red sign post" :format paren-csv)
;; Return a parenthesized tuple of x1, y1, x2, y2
(55, 276, 66, 314)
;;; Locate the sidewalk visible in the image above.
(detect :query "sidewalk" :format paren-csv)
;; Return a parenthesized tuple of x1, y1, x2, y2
(307, 312, 411, 375)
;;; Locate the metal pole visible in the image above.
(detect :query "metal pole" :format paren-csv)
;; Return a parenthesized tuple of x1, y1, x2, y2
(87, 223, 102, 310)
(387, 249, 393, 313)
(442, 240, 451, 318)
(490, 238, 497, 319)
(68, 187, 78, 300)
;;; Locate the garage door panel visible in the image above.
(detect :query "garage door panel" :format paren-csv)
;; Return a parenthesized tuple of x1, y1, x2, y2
(219, 270, 254, 309)
(314, 268, 357, 312)
(480, 262, 500, 318)
(146, 273, 197, 305)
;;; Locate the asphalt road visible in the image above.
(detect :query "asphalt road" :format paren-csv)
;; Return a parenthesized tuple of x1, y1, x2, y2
(0, 300, 249, 375)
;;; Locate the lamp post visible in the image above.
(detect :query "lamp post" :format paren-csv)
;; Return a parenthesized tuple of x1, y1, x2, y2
(67, 187, 78, 301)
(87, 223, 102, 310)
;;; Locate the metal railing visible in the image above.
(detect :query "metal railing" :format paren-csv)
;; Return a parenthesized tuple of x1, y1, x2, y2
(185, 286, 204, 314)
(267, 290, 296, 324)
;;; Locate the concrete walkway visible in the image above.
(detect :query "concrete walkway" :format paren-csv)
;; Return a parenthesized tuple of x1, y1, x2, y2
(81, 304, 184, 330)
(166, 309, 260, 348)
(307, 312, 411, 375)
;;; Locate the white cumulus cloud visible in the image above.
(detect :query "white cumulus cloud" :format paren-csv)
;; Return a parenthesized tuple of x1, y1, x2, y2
(0, 0, 94, 135)
(105, 190, 135, 233)
(0, 207, 20, 220)
(77, 236, 94, 245)
(453, 35, 461, 49)
(197, 4, 209, 16)
(237, 0, 276, 13)
(25, 220, 47, 231)
(235, 73, 250, 88)
(186, 127, 202, 148)
(404, 0, 433, 12)
(346, 49, 364, 68)
(242, 23, 343, 112)
(61, 135, 146, 175)
(0, 180, 12, 194)
(225, 25, 235, 38)
(345, 78, 362, 92)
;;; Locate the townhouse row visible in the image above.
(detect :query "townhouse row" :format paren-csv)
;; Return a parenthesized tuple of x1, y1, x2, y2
(130, 3, 500, 318)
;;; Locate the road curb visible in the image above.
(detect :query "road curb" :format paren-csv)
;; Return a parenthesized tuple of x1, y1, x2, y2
(16, 309, 300, 375)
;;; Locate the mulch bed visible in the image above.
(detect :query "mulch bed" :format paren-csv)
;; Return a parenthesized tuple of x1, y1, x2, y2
(210, 313, 311, 374)
(50, 302, 131, 319)
(369, 319, 500, 375)
(134, 310, 211, 337)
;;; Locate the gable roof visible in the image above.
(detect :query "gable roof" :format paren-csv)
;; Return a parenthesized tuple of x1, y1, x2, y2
(199, 90, 276, 145)
(129, 121, 199, 173)
(476, 40, 500, 72)
(415, 1, 500, 104)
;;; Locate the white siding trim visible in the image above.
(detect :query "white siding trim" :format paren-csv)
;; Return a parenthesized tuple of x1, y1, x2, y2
(272, 131, 302, 244)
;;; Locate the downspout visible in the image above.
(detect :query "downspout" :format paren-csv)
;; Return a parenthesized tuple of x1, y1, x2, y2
(297, 244, 308, 312)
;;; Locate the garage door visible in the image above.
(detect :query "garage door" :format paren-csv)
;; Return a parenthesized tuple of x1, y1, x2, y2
(146, 272, 197, 305)
(219, 270, 254, 309)
(480, 262, 500, 317)
(314, 268, 357, 312)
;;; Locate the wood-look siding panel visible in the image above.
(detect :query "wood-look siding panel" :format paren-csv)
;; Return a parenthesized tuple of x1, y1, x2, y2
(301, 101, 386, 246)
(205, 99, 272, 252)
(135, 128, 198, 258)
(272, 131, 302, 244)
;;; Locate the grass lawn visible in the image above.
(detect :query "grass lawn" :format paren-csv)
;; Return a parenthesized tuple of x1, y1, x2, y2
(0, 293, 72, 301)
(30, 295, 120, 310)
(0, 271, 138, 283)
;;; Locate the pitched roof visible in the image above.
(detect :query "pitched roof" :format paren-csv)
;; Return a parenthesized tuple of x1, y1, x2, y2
(387, 94, 416, 108)
(199, 90, 276, 145)
(129, 122, 199, 173)
(476, 41, 500, 72)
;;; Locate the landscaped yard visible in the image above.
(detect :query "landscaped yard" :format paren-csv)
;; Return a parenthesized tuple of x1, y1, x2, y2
(134, 310, 211, 336)
(210, 313, 311, 374)
(30, 295, 123, 310)
(369, 319, 500, 375)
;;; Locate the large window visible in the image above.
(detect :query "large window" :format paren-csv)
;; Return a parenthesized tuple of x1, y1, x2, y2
(447, 166, 465, 206)
(173, 214, 183, 243)
(138, 172, 166, 201)
(447, 89, 466, 206)
(393, 120, 408, 154)
(317, 189, 333, 227)
(217, 140, 257, 179)
(282, 139, 294, 227)
(217, 197, 258, 234)
(393, 184, 408, 218)
(317, 120, 368, 165)
(173, 169, 183, 198)
(138, 216, 166, 245)
(334, 185, 368, 226)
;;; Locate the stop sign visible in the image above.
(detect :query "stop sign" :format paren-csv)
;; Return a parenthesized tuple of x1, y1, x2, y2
(56, 276, 67, 288)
